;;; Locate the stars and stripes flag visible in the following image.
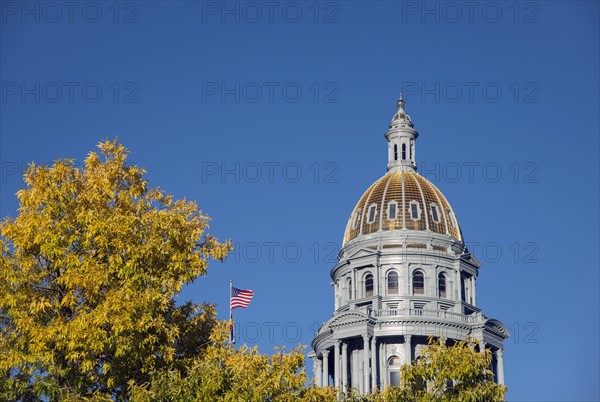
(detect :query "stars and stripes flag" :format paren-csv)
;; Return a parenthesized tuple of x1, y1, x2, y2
(229, 281, 254, 344)
(230, 287, 254, 309)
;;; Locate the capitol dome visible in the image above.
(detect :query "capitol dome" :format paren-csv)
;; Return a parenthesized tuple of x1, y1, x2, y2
(310, 95, 508, 395)
(343, 170, 462, 246)
(342, 95, 462, 247)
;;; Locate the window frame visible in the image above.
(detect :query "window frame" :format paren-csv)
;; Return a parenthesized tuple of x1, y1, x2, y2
(364, 273, 374, 297)
(387, 200, 398, 220)
(412, 270, 425, 295)
(446, 208, 456, 229)
(352, 209, 361, 230)
(387, 270, 399, 295)
(387, 355, 401, 387)
(367, 204, 377, 224)
(409, 200, 421, 221)
(430, 203, 441, 223)
(438, 272, 447, 298)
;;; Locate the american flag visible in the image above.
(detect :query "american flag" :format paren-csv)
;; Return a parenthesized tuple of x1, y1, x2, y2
(230, 287, 254, 309)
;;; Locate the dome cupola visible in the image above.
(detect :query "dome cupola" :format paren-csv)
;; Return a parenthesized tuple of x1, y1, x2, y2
(385, 95, 419, 172)
(343, 97, 462, 247)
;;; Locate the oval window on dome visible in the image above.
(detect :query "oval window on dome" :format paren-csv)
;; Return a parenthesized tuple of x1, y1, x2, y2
(446, 209, 456, 229)
(367, 204, 377, 224)
(430, 203, 440, 223)
(352, 209, 361, 230)
(388, 201, 398, 220)
(409, 200, 420, 220)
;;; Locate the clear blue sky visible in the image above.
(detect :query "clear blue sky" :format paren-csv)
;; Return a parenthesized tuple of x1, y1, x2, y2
(1, 1, 598, 400)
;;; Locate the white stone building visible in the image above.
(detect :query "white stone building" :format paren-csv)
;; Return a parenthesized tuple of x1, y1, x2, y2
(310, 96, 508, 393)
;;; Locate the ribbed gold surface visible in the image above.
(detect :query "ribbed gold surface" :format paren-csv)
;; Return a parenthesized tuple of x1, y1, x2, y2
(343, 171, 462, 245)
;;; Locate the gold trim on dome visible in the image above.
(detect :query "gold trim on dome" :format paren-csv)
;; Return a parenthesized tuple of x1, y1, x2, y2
(343, 171, 463, 246)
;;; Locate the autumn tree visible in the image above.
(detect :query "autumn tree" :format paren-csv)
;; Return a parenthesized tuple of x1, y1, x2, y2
(372, 337, 507, 402)
(128, 321, 339, 402)
(0, 140, 231, 401)
(0, 139, 506, 402)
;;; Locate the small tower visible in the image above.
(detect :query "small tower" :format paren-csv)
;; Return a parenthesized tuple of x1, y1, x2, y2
(311, 96, 508, 394)
(386, 95, 419, 172)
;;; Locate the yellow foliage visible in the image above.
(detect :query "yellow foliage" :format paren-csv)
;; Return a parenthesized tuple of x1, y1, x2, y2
(0, 139, 231, 400)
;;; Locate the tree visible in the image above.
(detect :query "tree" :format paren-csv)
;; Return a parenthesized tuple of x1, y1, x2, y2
(0, 139, 506, 402)
(0, 139, 231, 401)
(372, 337, 507, 402)
(128, 321, 339, 402)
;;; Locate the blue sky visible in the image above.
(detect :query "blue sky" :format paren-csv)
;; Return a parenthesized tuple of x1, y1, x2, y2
(1, 1, 598, 400)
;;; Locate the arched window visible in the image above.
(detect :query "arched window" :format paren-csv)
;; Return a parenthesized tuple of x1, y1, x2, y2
(412, 271, 424, 295)
(438, 272, 447, 298)
(365, 274, 374, 297)
(393, 144, 398, 161)
(402, 143, 407, 160)
(347, 278, 353, 300)
(388, 355, 401, 386)
(387, 271, 399, 295)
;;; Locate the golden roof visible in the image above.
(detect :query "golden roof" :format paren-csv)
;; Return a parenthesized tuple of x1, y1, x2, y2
(343, 171, 462, 245)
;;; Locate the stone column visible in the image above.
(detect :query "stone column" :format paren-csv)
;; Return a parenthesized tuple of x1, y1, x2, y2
(352, 269, 357, 300)
(478, 339, 486, 354)
(342, 342, 348, 390)
(370, 336, 377, 391)
(322, 350, 329, 387)
(334, 281, 339, 310)
(496, 349, 505, 385)
(470, 277, 474, 304)
(363, 335, 370, 394)
(455, 269, 461, 301)
(353, 349, 361, 393)
(376, 263, 381, 296)
(472, 276, 477, 305)
(404, 335, 412, 364)
(334, 341, 341, 388)
(314, 358, 322, 387)
(379, 342, 386, 389)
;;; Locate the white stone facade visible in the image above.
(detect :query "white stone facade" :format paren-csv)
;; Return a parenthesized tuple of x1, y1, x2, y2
(310, 97, 508, 393)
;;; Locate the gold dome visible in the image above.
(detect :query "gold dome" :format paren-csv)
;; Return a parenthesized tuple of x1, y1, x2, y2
(343, 171, 462, 245)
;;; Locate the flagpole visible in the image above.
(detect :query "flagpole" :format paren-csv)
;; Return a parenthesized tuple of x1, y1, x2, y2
(229, 279, 233, 344)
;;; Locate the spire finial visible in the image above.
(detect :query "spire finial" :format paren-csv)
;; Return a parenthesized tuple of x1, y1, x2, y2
(397, 93, 406, 110)
(386, 93, 418, 173)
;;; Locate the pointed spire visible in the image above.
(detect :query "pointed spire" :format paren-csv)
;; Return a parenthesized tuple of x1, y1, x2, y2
(389, 94, 414, 129)
(385, 94, 419, 172)
(397, 93, 406, 109)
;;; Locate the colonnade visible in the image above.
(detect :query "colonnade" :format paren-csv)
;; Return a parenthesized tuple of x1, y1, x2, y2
(316, 336, 505, 392)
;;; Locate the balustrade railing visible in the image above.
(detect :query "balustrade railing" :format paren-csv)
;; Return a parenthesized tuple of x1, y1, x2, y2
(372, 308, 476, 323)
